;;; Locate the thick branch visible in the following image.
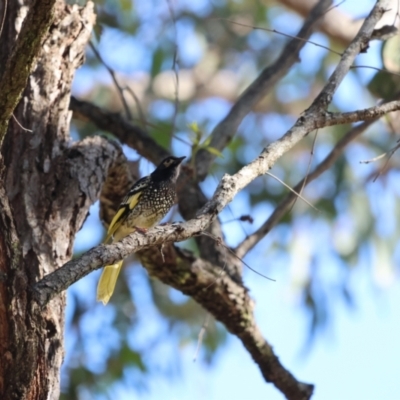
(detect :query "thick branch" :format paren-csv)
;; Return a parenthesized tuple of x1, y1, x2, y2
(70, 96, 169, 164)
(34, 222, 313, 399)
(71, 97, 243, 280)
(0, 0, 57, 144)
(139, 246, 314, 400)
(195, 0, 333, 180)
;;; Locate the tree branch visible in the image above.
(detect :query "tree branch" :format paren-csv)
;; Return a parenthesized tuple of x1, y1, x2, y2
(276, 0, 363, 46)
(70, 97, 243, 281)
(236, 119, 376, 258)
(34, 227, 314, 399)
(277, 0, 399, 46)
(311, 100, 400, 127)
(309, 2, 388, 111)
(194, 0, 333, 180)
(70, 96, 169, 164)
(0, 0, 57, 144)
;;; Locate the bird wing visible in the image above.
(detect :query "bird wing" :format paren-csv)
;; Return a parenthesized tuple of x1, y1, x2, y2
(104, 176, 150, 243)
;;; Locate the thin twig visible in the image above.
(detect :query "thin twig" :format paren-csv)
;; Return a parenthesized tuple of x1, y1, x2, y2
(287, 130, 319, 214)
(193, 313, 211, 362)
(235, 119, 380, 259)
(360, 140, 400, 182)
(89, 42, 133, 120)
(202, 231, 276, 282)
(265, 171, 320, 212)
(221, 18, 343, 56)
(123, 86, 147, 128)
(350, 65, 400, 78)
(223, 215, 254, 225)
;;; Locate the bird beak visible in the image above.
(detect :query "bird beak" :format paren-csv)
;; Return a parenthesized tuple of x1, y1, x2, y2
(176, 156, 186, 164)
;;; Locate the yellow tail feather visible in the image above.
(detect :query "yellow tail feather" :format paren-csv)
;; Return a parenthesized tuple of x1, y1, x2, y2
(96, 260, 124, 305)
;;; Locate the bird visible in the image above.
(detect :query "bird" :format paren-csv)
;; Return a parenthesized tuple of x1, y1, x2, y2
(97, 155, 186, 305)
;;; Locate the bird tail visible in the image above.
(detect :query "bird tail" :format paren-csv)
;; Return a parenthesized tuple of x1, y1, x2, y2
(96, 260, 124, 305)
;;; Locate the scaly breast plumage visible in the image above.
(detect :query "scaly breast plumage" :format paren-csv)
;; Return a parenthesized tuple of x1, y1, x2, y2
(124, 183, 176, 228)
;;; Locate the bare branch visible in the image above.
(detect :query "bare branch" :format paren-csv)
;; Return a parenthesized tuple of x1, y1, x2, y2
(310, 100, 400, 127)
(69, 96, 169, 164)
(69, 95, 240, 281)
(34, 222, 313, 399)
(235, 119, 375, 258)
(277, 0, 363, 46)
(66, 136, 136, 230)
(309, 1, 388, 110)
(89, 42, 133, 120)
(195, 0, 333, 180)
(34, 99, 395, 302)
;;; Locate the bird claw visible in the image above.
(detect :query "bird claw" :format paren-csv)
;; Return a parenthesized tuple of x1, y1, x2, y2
(135, 227, 148, 235)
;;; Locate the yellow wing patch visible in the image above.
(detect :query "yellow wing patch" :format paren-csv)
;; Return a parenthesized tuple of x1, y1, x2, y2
(129, 191, 141, 210)
(104, 191, 142, 243)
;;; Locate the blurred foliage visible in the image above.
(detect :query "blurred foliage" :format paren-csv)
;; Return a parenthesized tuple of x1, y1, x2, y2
(65, 0, 400, 398)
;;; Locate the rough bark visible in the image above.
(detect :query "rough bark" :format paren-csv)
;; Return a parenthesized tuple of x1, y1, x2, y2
(0, 1, 115, 399)
(0, 0, 57, 141)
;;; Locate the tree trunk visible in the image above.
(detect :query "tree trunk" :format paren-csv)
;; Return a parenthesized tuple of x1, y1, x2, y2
(0, 1, 97, 398)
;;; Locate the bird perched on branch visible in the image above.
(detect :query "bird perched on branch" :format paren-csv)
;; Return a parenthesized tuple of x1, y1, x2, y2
(97, 155, 186, 305)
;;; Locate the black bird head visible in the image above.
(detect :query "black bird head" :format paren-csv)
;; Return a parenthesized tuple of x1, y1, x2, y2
(151, 156, 186, 182)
